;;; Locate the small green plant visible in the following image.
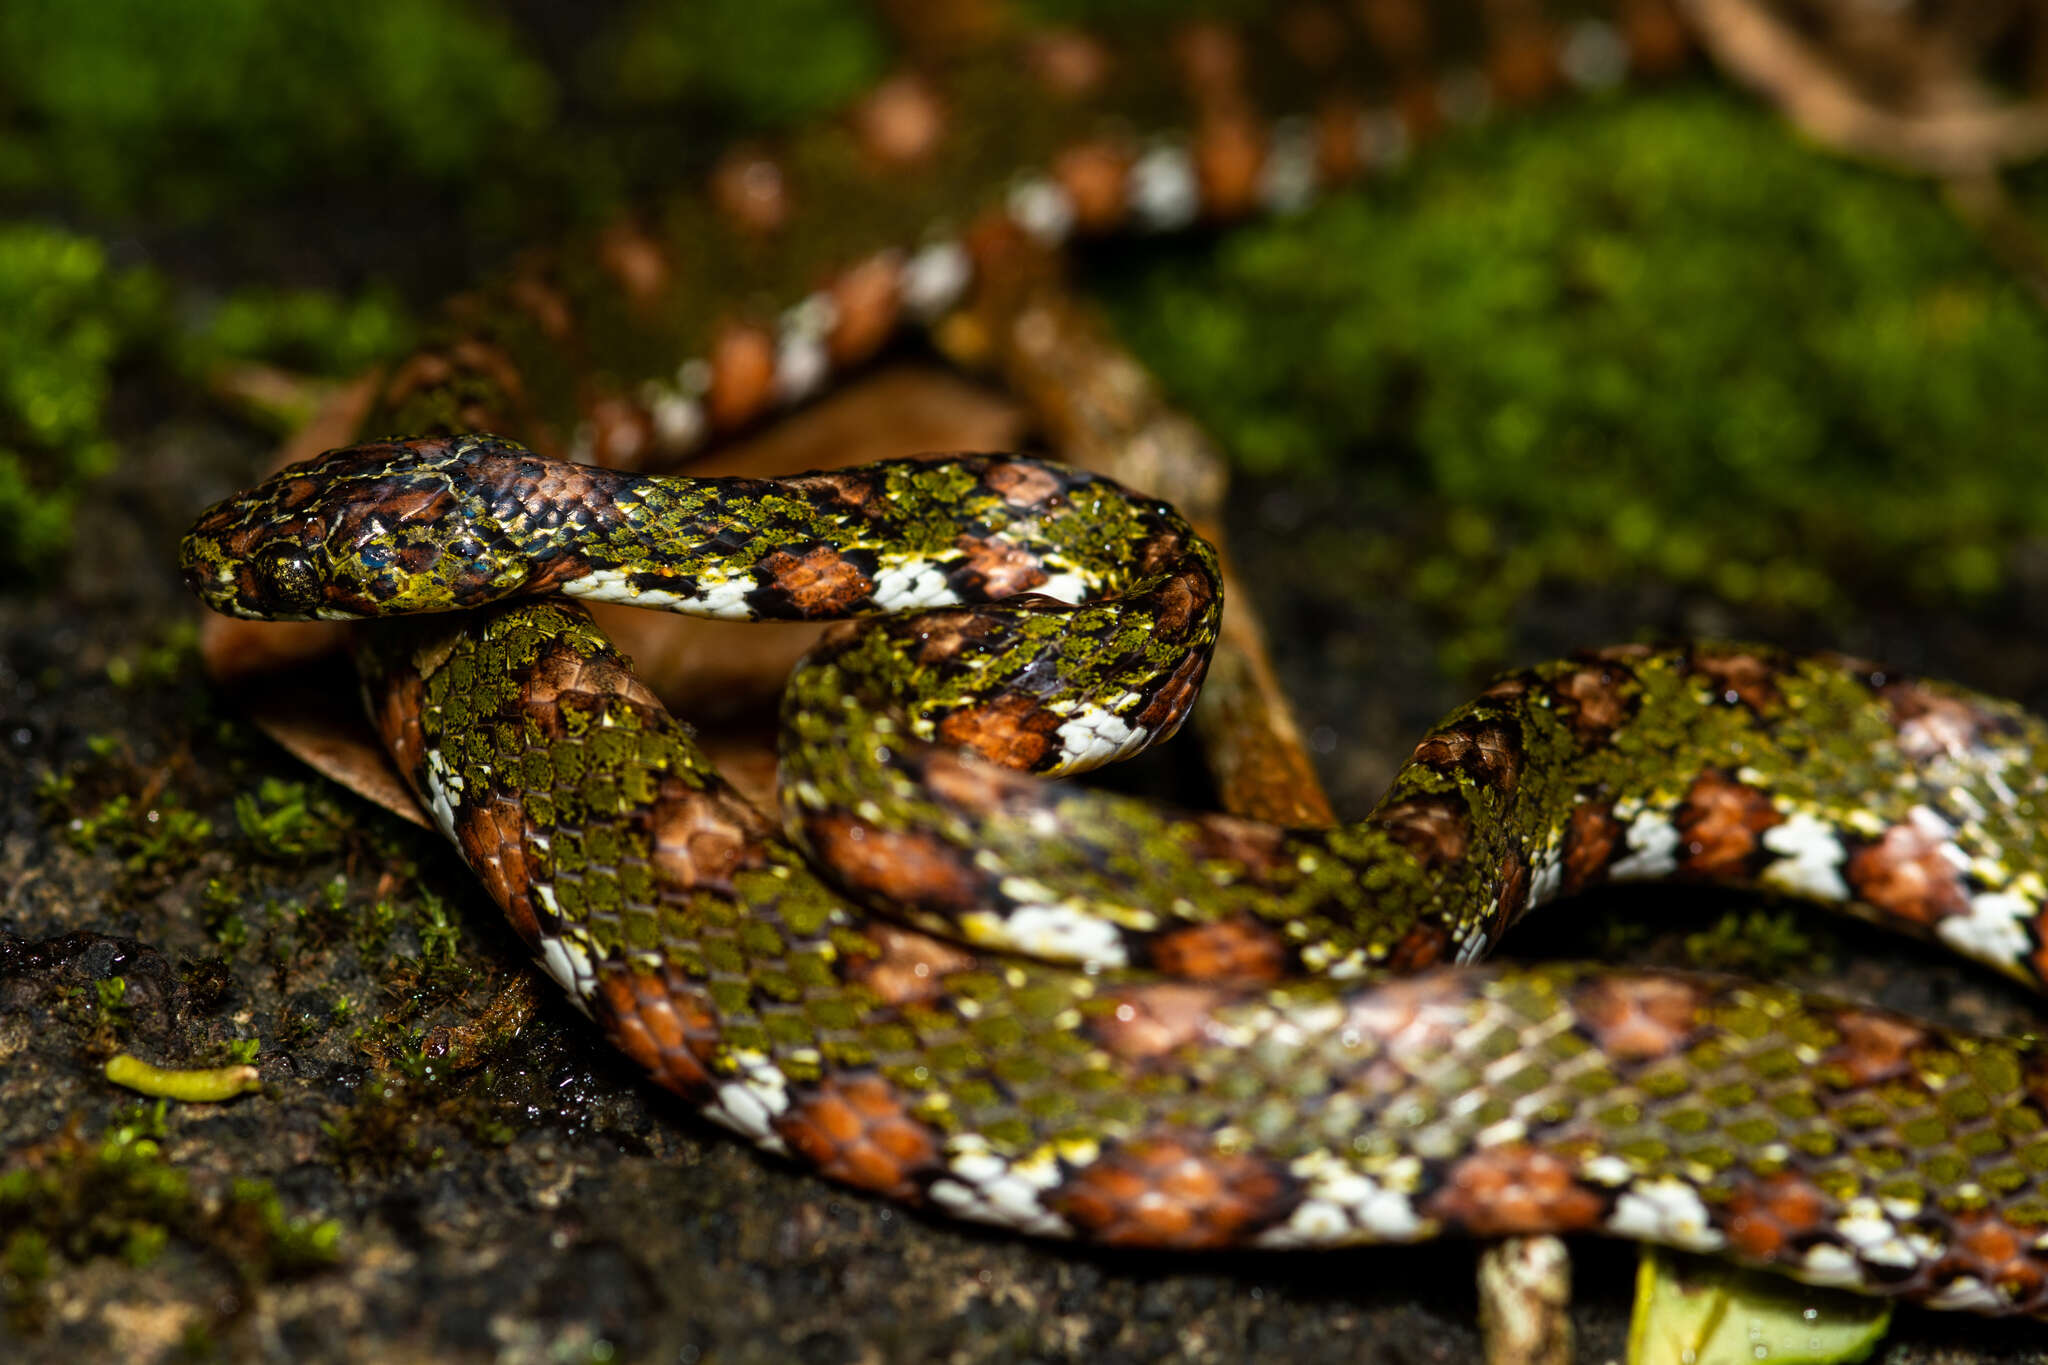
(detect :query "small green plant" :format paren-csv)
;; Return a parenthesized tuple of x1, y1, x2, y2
(192, 286, 413, 380)
(103, 621, 198, 689)
(200, 878, 251, 953)
(93, 976, 130, 1031)
(31, 769, 75, 819)
(234, 776, 350, 860)
(50, 743, 216, 886)
(226, 1180, 341, 1275)
(1682, 908, 1830, 980)
(212, 913, 249, 953)
(358, 898, 399, 954)
(110, 1100, 169, 1143)
(414, 890, 460, 967)
(3, 1227, 51, 1288)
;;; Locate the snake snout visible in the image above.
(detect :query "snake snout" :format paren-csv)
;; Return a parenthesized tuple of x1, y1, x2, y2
(177, 500, 334, 621)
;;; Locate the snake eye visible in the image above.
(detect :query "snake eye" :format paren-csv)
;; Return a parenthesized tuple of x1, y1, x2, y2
(254, 543, 321, 615)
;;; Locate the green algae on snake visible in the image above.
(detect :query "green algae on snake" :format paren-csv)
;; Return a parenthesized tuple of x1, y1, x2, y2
(184, 433, 2048, 1316)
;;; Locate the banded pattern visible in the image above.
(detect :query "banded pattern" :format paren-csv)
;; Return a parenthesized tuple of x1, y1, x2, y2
(368, 2, 1696, 469)
(176, 0, 2048, 1329)
(187, 437, 2048, 1317)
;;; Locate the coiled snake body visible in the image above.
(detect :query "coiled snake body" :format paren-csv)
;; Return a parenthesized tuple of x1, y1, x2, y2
(185, 432, 2048, 1317)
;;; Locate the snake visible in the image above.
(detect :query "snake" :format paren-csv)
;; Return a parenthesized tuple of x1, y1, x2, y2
(180, 430, 2048, 1318)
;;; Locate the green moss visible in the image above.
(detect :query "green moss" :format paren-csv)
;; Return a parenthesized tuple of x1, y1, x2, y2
(412, 889, 462, 968)
(0, 241, 415, 575)
(1095, 90, 2048, 668)
(0, 1114, 337, 1326)
(191, 286, 415, 380)
(93, 977, 130, 1031)
(103, 622, 198, 690)
(0, 0, 552, 221)
(41, 730, 228, 889)
(233, 776, 352, 861)
(1682, 908, 1831, 980)
(320, 1073, 446, 1175)
(59, 791, 214, 878)
(0, 223, 161, 575)
(582, 0, 887, 129)
(224, 1179, 342, 1274)
(56, 974, 136, 1058)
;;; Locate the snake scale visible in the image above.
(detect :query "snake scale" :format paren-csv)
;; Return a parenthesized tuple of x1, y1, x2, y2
(184, 431, 2048, 1318)
(176, 0, 2048, 1324)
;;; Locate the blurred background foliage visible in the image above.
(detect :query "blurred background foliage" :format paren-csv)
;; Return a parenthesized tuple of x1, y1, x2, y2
(3, 0, 2046, 676)
(1094, 91, 2048, 669)
(0, 0, 553, 222)
(0, 0, 888, 576)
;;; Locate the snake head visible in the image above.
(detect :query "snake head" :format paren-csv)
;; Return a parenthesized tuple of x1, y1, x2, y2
(179, 434, 550, 620)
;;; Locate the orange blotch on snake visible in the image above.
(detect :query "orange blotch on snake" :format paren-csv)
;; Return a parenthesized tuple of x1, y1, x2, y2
(1377, 794, 1472, 870)
(807, 813, 983, 912)
(950, 533, 1050, 601)
(777, 1074, 939, 1198)
(844, 924, 977, 1007)
(1050, 1138, 1288, 1247)
(936, 693, 1061, 771)
(1724, 1172, 1829, 1260)
(983, 460, 1063, 508)
(1425, 1144, 1605, 1236)
(1947, 1214, 2048, 1309)
(649, 787, 761, 895)
(1677, 770, 1779, 878)
(1090, 983, 1231, 1061)
(1692, 649, 1784, 712)
(1848, 821, 1972, 927)
(757, 545, 876, 616)
(1561, 801, 1622, 895)
(593, 965, 719, 1098)
(1149, 917, 1287, 983)
(1053, 142, 1133, 233)
(1550, 664, 1634, 743)
(1412, 719, 1524, 792)
(826, 254, 904, 368)
(1572, 975, 1705, 1062)
(1879, 680, 2009, 763)
(706, 323, 778, 430)
(1821, 1010, 1928, 1088)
